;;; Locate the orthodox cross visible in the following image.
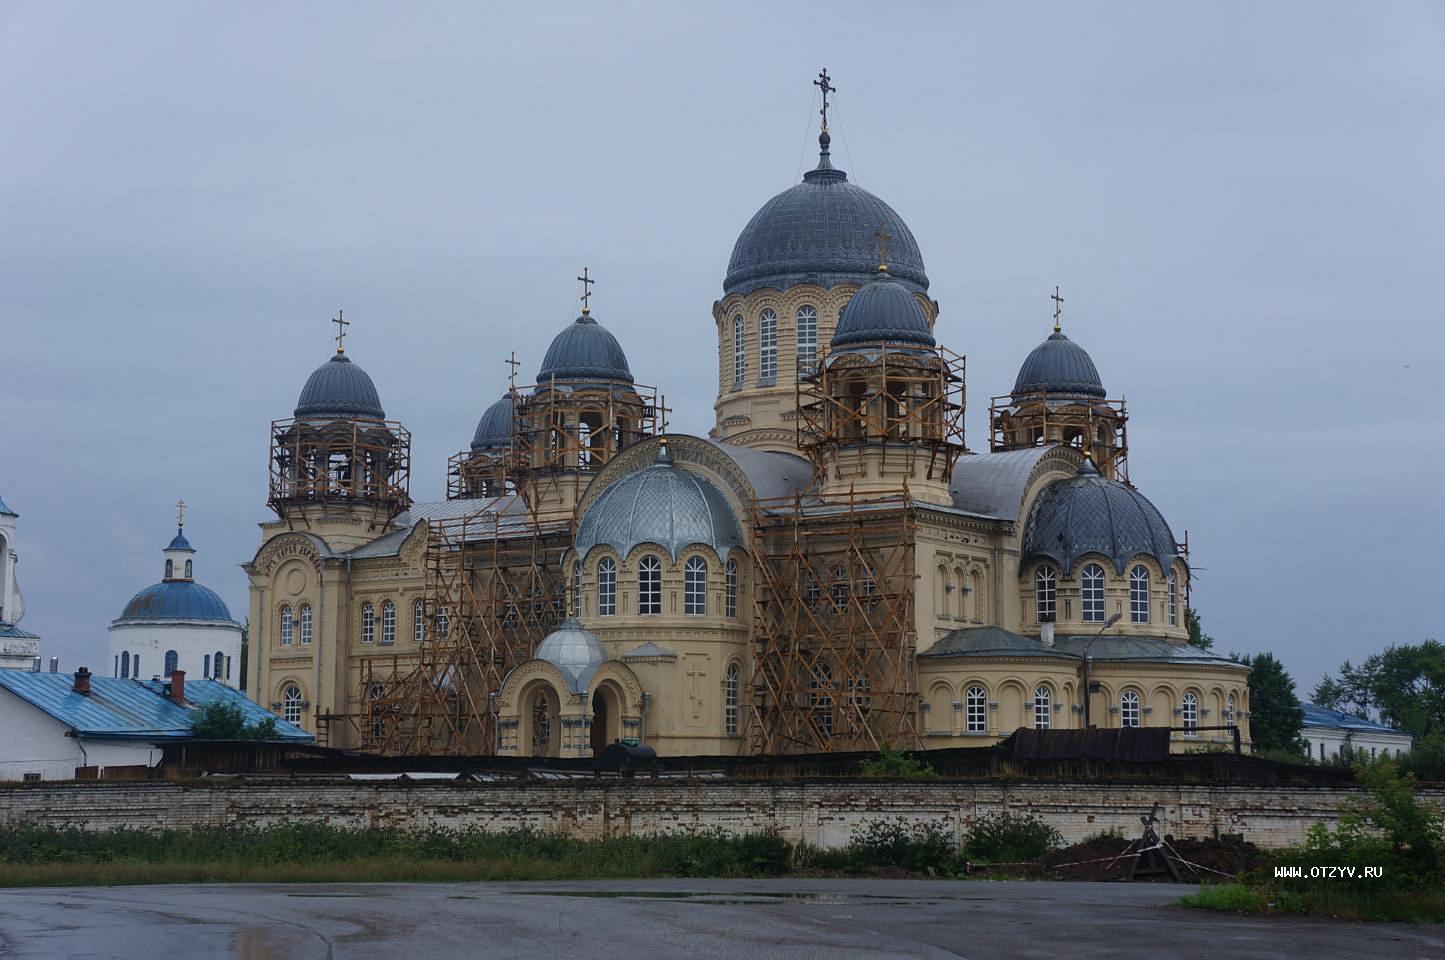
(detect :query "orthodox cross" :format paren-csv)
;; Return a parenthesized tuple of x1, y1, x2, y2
(658, 395, 672, 434)
(814, 68, 835, 133)
(506, 352, 521, 392)
(875, 222, 892, 271)
(175, 498, 186, 529)
(333, 309, 349, 352)
(577, 267, 594, 315)
(1051, 286, 1064, 332)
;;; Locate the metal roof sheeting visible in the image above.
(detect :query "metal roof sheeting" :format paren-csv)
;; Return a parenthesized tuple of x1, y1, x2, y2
(1023, 460, 1179, 575)
(574, 450, 742, 563)
(1301, 703, 1410, 736)
(294, 351, 386, 419)
(831, 274, 935, 349)
(535, 314, 633, 384)
(115, 580, 237, 624)
(1013, 330, 1107, 399)
(948, 447, 1058, 521)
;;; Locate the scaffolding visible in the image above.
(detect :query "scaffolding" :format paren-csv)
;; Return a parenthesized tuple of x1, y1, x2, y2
(988, 393, 1130, 483)
(746, 489, 922, 754)
(268, 416, 412, 521)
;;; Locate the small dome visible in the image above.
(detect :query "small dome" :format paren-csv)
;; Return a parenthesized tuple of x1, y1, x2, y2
(1022, 460, 1179, 575)
(471, 394, 514, 452)
(294, 352, 386, 419)
(831, 273, 934, 350)
(575, 448, 743, 563)
(534, 617, 608, 691)
(116, 581, 236, 624)
(165, 529, 194, 552)
(536, 314, 633, 385)
(1013, 330, 1106, 399)
(725, 137, 928, 297)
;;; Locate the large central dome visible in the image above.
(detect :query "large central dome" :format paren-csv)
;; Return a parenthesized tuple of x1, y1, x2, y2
(724, 135, 928, 297)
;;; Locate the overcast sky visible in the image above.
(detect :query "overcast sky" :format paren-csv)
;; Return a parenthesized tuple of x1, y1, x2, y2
(2, 2, 1441, 694)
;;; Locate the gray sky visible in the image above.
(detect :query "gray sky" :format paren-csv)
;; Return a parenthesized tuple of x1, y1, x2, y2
(2, 2, 1442, 694)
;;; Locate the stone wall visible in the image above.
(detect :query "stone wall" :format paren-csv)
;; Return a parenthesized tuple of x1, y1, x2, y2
(2, 778, 1440, 850)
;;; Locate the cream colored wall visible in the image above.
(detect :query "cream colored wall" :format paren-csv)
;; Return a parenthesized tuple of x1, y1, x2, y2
(1016, 554, 1191, 642)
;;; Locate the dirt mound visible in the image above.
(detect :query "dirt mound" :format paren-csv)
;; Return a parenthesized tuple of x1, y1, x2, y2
(983, 835, 1263, 882)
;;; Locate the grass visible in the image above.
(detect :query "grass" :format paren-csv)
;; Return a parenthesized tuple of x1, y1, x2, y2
(1181, 883, 1445, 923)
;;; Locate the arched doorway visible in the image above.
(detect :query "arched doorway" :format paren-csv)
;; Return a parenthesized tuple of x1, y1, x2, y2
(521, 682, 562, 758)
(590, 682, 622, 756)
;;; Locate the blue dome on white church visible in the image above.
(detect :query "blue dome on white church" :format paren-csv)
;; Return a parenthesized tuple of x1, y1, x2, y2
(294, 351, 387, 419)
(1022, 460, 1179, 575)
(536, 314, 633, 385)
(832, 273, 934, 350)
(117, 581, 235, 624)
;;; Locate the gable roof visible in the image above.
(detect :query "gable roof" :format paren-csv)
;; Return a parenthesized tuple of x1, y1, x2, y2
(1301, 703, 1412, 737)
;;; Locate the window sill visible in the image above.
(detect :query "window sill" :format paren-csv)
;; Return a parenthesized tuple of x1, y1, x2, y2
(755, 377, 777, 388)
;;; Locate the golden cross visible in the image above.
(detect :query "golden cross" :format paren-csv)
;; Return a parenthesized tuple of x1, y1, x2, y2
(1051, 286, 1064, 332)
(814, 68, 836, 133)
(577, 267, 594, 315)
(175, 498, 186, 529)
(875, 222, 892, 271)
(333, 309, 349, 352)
(506, 352, 520, 392)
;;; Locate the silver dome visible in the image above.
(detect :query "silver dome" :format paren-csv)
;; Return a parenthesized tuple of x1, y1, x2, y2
(534, 617, 608, 692)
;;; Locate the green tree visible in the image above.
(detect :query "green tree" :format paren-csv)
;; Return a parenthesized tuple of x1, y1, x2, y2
(1186, 607, 1214, 651)
(1313, 640, 1445, 739)
(190, 700, 279, 741)
(1237, 652, 1305, 755)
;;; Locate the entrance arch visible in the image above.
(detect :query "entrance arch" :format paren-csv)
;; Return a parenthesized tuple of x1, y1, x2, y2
(590, 681, 623, 756)
(520, 681, 562, 758)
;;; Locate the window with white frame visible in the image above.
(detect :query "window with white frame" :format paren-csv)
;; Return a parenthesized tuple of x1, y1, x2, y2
(831, 565, 849, 611)
(165, 650, 178, 676)
(1081, 564, 1105, 623)
(724, 661, 740, 736)
(965, 685, 987, 733)
(725, 559, 738, 618)
(184, 559, 192, 579)
(361, 602, 375, 643)
(413, 599, 425, 641)
(436, 607, 449, 640)
(1226, 693, 1236, 720)
(300, 604, 313, 645)
(733, 315, 745, 385)
(120, 650, 130, 679)
(759, 309, 777, 381)
(1130, 565, 1150, 623)
(1182, 692, 1199, 730)
(1033, 685, 1052, 730)
(1035, 566, 1056, 623)
(795, 305, 817, 375)
(281, 606, 294, 646)
(598, 557, 617, 615)
(1121, 689, 1141, 728)
(381, 601, 396, 645)
(810, 662, 834, 736)
(214, 649, 224, 678)
(1168, 570, 1178, 627)
(638, 555, 662, 615)
(684, 556, 707, 615)
(282, 683, 303, 724)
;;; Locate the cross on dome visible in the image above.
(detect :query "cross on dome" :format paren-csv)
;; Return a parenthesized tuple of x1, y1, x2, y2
(814, 68, 836, 133)
(577, 267, 595, 315)
(333, 309, 349, 353)
(1051, 286, 1065, 333)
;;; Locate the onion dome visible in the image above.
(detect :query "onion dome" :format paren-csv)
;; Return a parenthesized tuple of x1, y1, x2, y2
(536, 314, 633, 385)
(116, 581, 235, 624)
(574, 446, 743, 562)
(534, 617, 608, 692)
(165, 529, 194, 552)
(831, 273, 934, 350)
(724, 132, 928, 297)
(471, 394, 514, 452)
(1012, 329, 1106, 399)
(294, 352, 386, 419)
(0, 495, 15, 517)
(1022, 459, 1179, 575)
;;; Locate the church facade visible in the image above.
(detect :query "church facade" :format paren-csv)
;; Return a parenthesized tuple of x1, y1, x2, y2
(245, 85, 1250, 757)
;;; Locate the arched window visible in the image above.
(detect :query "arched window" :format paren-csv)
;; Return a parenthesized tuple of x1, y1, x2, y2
(1121, 690, 1141, 728)
(732, 315, 745, 385)
(847, 673, 873, 716)
(1033, 685, 1052, 730)
(810, 662, 834, 736)
(369, 683, 387, 740)
(804, 576, 821, 611)
(214, 649, 224, 678)
(724, 559, 738, 618)
(1226, 693, 1236, 720)
(165, 559, 174, 579)
(436, 607, 449, 640)
(1081, 564, 1105, 622)
(413, 599, 425, 641)
(638, 555, 662, 615)
(381, 601, 396, 645)
(133, 654, 140, 678)
(598, 557, 617, 616)
(573, 561, 583, 617)
(164, 650, 178, 676)
(1035, 566, 1056, 623)
(831, 565, 849, 612)
(684, 556, 707, 615)
(759, 309, 777, 381)
(795, 305, 818, 376)
(724, 661, 740, 736)
(1129, 565, 1150, 623)
(299, 604, 313, 645)
(120, 650, 130, 679)
(280, 606, 294, 646)
(184, 559, 193, 579)
(361, 602, 376, 643)
(965, 685, 987, 733)
(1182, 692, 1199, 731)
(1167, 570, 1178, 627)
(282, 683, 303, 724)
(204, 654, 211, 677)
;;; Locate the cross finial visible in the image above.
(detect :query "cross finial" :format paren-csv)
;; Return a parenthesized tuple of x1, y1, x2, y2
(1051, 286, 1064, 333)
(814, 68, 835, 133)
(175, 498, 186, 530)
(875, 222, 892, 272)
(577, 267, 594, 315)
(333, 309, 349, 353)
(505, 352, 520, 392)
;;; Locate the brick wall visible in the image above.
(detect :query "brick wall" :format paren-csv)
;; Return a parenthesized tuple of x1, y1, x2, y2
(2, 778, 1440, 850)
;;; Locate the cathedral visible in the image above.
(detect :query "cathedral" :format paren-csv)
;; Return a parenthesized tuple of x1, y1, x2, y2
(246, 76, 1250, 757)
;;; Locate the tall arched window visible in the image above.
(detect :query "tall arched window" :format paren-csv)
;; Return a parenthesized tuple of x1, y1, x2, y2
(413, 599, 425, 641)
(573, 561, 583, 617)
(1182, 692, 1199, 731)
(638, 555, 661, 615)
(724, 559, 738, 618)
(810, 662, 834, 736)
(724, 661, 740, 736)
(381, 601, 396, 645)
(965, 685, 987, 733)
(361, 602, 376, 643)
(732, 315, 745, 385)
(1121, 690, 1141, 728)
(165, 559, 174, 579)
(1081, 564, 1105, 622)
(1033, 685, 1053, 730)
(1168, 570, 1178, 627)
(282, 683, 303, 724)
(120, 650, 130, 679)
(795, 305, 818, 376)
(1226, 693, 1236, 720)
(184, 559, 193, 579)
(759, 309, 777, 381)
(831, 565, 849, 612)
(299, 604, 313, 645)
(164, 650, 178, 676)
(133, 654, 141, 678)
(204, 654, 211, 677)
(280, 606, 295, 646)
(214, 649, 224, 678)
(598, 557, 617, 616)
(684, 556, 707, 615)
(1129, 565, 1150, 623)
(1035, 566, 1056, 623)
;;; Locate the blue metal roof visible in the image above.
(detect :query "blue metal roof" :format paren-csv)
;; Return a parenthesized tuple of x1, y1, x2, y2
(471, 393, 514, 451)
(116, 580, 236, 624)
(535, 314, 634, 385)
(831, 273, 934, 350)
(165, 527, 194, 552)
(295, 351, 386, 419)
(1013, 329, 1106, 399)
(0, 673, 311, 741)
(0, 622, 39, 640)
(1301, 703, 1410, 736)
(1022, 460, 1180, 575)
(0, 495, 15, 517)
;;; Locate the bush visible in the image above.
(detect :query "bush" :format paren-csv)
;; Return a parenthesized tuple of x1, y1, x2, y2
(1400, 732, 1445, 782)
(857, 743, 937, 779)
(964, 812, 1061, 863)
(846, 817, 956, 873)
(189, 701, 278, 741)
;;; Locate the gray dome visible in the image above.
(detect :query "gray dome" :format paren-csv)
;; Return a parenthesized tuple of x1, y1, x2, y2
(575, 448, 743, 563)
(536, 314, 633, 385)
(831, 273, 934, 350)
(294, 352, 386, 419)
(1022, 460, 1179, 575)
(1013, 330, 1106, 399)
(724, 136, 928, 297)
(534, 617, 608, 692)
(471, 394, 514, 452)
